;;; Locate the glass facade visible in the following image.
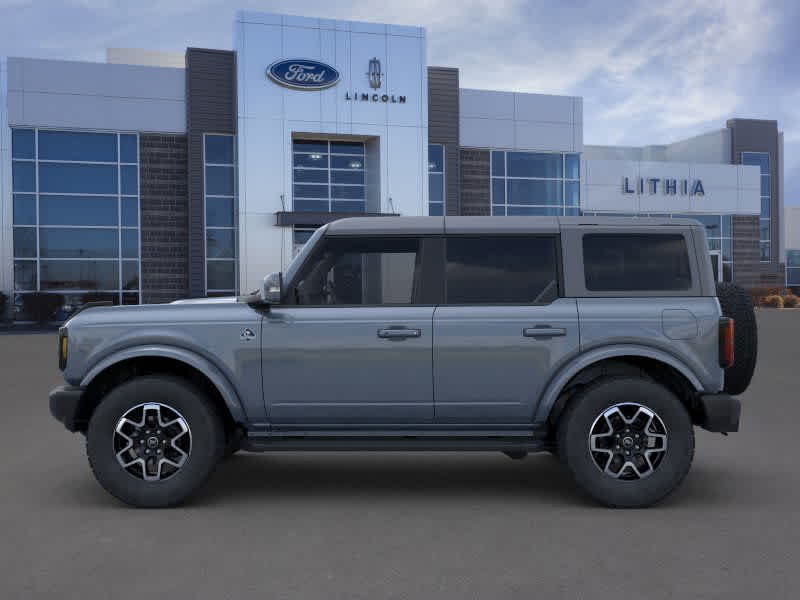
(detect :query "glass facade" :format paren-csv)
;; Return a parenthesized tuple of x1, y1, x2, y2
(491, 151, 580, 216)
(11, 128, 140, 320)
(428, 144, 444, 216)
(292, 140, 366, 213)
(204, 134, 238, 295)
(787, 250, 800, 287)
(741, 152, 771, 262)
(582, 212, 734, 282)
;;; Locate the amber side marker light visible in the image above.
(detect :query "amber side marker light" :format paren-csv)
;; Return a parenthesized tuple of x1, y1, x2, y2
(58, 328, 68, 371)
(719, 317, 734, 369)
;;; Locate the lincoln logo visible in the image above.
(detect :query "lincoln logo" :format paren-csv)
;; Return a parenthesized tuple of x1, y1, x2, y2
(623, 176, 705, 196)
(266, 59, 340, 90)
(367, 57, 382, 89)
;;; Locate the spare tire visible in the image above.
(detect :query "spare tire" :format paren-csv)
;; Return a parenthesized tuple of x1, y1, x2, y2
(715, 282, 758, 395)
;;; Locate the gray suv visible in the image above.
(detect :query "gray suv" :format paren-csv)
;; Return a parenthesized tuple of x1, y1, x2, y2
(49, 216, 757, 508)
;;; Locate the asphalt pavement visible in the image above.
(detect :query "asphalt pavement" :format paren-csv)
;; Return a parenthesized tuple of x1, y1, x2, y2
(1, 309, 798, 599)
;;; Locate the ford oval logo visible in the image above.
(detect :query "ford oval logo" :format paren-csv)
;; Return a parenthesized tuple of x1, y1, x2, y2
(267, 59, 340, 90)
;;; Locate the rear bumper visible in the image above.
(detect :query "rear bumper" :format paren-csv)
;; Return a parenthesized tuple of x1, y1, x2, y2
(49, 385, 87, 432)
(697, 393, 741, 433)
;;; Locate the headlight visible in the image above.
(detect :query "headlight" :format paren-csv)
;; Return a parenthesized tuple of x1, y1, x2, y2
(58, 328, 68, 371)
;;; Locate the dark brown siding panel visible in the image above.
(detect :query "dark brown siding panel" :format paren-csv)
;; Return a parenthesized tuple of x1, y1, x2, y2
(427, 67, 460, 215)
(732, 215, 760, 289)
(186, 48, 237, 297)
(139, 134, 189, 304)
(459, 149, 490, 216)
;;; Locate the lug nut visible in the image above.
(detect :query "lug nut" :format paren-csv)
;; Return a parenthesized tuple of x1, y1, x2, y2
(635, 445, 640, 450)
(145, 449, 150, 454)
(140, 440, 144, 445)
(157, 450, 161, 455)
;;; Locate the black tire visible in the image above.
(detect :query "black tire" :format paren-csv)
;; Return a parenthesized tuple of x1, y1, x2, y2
(86, 375, 225, 508)
(557, 377, 694, 508)
(715, 282, 758, 395)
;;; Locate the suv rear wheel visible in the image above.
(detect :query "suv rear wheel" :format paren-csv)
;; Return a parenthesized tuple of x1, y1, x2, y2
(557, 377, 694, 508)
(86, 375, 225, 508)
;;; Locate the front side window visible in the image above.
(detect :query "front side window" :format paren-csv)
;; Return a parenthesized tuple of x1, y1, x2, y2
(583, 234, 691, 292)
(445, 236, 559, 304)
(292, 237, 420, 306)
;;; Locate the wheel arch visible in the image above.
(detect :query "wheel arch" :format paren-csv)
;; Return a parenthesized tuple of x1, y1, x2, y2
(536, 346, 704, 426)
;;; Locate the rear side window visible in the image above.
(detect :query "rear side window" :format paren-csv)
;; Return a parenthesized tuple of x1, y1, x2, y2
(445, 236, 559, 304)
(582, 234, 691, 292)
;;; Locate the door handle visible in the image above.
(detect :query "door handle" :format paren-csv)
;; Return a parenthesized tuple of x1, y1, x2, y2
(523, 326, 567, 338)
(378, 328, 422, 339)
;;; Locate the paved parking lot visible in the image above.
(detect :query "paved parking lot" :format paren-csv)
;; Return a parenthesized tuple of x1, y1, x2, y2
(1, 310, 799, 599)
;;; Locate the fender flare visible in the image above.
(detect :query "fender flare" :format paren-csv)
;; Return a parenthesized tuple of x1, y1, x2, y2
(80, 345, 247, 423)
(533, 344, 705, 423)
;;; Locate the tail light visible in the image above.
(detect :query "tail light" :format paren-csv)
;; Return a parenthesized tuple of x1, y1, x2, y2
(719, 317, 734, 369)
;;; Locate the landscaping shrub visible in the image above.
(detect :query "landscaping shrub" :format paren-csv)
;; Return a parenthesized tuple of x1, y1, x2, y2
(763, 294, 784, 309)
(21, 292, 64, 325)
(782, 294, 799, 308)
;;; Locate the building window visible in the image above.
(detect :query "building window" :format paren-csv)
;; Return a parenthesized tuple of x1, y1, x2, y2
(428, 144, 445, 216)
(11, 128, 140, 321)
(293, 227, 317, 257)
(741, 152, 770, 261)
(490, 151, 580, 216)
(292, 140, 365, 213)
(787, 250, 800, 287)
(581, 212, 733, 282)
(204, 134, 238, 296)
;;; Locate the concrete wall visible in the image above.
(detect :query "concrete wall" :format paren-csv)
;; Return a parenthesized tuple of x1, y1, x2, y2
(459, 89, 582, 153)
(6, 58, 185, 133)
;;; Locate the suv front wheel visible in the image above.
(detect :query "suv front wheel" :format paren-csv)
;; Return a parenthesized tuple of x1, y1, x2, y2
(86, 375, 225, 508)
(557, 377, 694, 508)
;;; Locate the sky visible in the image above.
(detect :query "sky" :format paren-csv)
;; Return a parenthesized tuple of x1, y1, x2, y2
(1, 0, 798, 201)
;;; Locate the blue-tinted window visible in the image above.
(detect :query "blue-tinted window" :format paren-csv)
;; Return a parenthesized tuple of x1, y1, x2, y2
(39, 163, 118, 194)
(331, 185, 364, 200)
(330, 141, 364, 155)
(12, 161, 35, 192)
(122, 261, 139, 290)
(492, 205, 506, 216)
(13, 228, 37, 258)
(121, 198, 139, 226)
(206, 229, 236, 259)
(40, 260, 119, 291)
(507, 152, 562, 179)
(491, 151, 505, 177)
(294, 169, 328, 184)
(429, 202, 443, 216)
(721, 215, 732, 237)
(507, 180, 562, 205)
(294, 153, 329, 168)
(565, 154, 580, 179)
(39, 228, 118, 258)
(14, 261, 36, 291)
(428, 145, 444, 172)
(332, 200, 366, 213)
(565, 181, 580, 207)
(742, 152, 769, 174)
(121, 229, 139, 258)
(205, 135, 234, 164)
(38, 130, 117, 162)
(294, 184, 329, 199)
(206, 197, 234, 227)
(12, 129, 35, 159)
(429, 174, 444, 204)
(294, 199, 329, 212)
(207, 261, 236, 290)
(331, 156, 363, 170)
(492, 179, 505, 204)
(293, 140, 328, 154)
(40, 195, 118, 226)
(788, 250, 800, 268)
(206, 166, 235, 195)
(331, 170, 364, 185)
(121, 165, 138, 195)
(761, 175, 770, 197)
(13, 194, 36, 225)
(507, 205, 562, 216)
(120, 135, 138, 163)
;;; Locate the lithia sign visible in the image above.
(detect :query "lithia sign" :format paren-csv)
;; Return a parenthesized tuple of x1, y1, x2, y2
(267, 57, 406, 103)
(623, 177, 705, 196)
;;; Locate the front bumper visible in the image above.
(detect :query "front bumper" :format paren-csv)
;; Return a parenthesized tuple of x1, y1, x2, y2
(49, 385, 87, 432)
(697, 393, 741, 433)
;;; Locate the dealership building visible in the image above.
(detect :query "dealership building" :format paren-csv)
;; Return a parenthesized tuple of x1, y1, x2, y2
(0, 10, 787, 319)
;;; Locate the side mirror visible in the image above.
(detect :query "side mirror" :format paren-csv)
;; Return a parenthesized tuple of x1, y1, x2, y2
(260, 271, 283, 305)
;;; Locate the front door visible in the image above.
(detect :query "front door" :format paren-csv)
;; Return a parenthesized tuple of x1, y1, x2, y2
(433, 235, 580, 423)
(262, 236, 434, 425)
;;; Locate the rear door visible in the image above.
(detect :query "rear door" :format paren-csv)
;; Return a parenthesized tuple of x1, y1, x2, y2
(433, 235, 580, 424)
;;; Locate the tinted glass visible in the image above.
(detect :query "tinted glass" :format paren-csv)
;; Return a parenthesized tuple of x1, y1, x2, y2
(507, 179, 562, 205)
(294, 184, 328, 199)
(293, 140, 328, 154)
(122, 261, 139, 290)
(120, 134, 138, 163)
(294, 199, 329, 212)
(205, 135, 234, 164)
(491, 151, 505, 177)
(206, 229, 236, 258)
(121, 198, 139, 226)
(331, 155, 363, 169)
(14, 261, 36, 291)
(331, 185, 364, 200)
(205, 166, 235, 195)
(38, 131, 117, 162)
(12, 161, 35, 192)
(583, 234, 691, 291)
(294, 153, 329, 168)
(294, 168, 328, 183)
(294, 237, 419, 305)
(507, 152, 562, 178)
(39, 163, 118, 194)
(121, 229, 139, 258)
(331, 200, 366, 213)
(788, 250, 800, 268)
(565, 154, 580, 179)
(446, 236, 558, 304)
(507, 205, 561, 216)
(12, 129, 35, 159)
(331, 170, 364, 185)
(207, 260, 236, 290)
(40, 195, 118, 226)
(40, 260, 119, 290)
(13, 194, 36, 225)
(565, 181, 580, 206)
(429, 173, 444, 203)
(429, 202, 443, 216)
(330, 141, 364, 155)
(13, 227, 36, 258)
(205, 197, 234, 227)
(428, 145, 444, 172)
(40, 228, 118, 258)
(742, 152, 769, 174)
(121, 165, 138, 195)
(492, 179, 505, 204)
